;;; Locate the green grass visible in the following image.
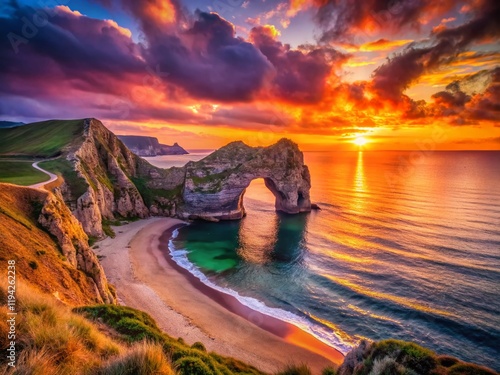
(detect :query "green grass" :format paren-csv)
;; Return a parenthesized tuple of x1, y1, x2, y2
(39, 157, 88, 198)
(74, 305, 265, 375)
(277, 364, 312, 375)
(131, 176, 183, 207)
(102, 220, 117, 239)
(0, 160, 49, 186)
(0, 119, 85, 157)
(350, 339, 497, 375)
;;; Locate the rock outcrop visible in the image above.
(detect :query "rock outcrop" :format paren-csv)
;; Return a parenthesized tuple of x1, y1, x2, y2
(38, 190, 115, 304)
(58, 119, 150, 237)
(17, 118, 312, 235)
(179, 139, 312, 220)
(118, 135, 188, 156)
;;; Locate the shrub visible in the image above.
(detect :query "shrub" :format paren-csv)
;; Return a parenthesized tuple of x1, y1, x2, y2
(438, 355, 460, 368)
(74, 305, 164, 343)
(370, 340, 437, 374)
(322, 366, 337, 375)
(369, 356, 405, 375)
(98, 341, 174, 375)
(175, 356, 213, 375)
(277, 364, 312, 375)
(192, 342, 207, 352)
(29, 260, 38, 270)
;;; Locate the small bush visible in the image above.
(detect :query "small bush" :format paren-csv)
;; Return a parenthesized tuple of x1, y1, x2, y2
(322, 366, 336, 375)
(98, 341, 174, 375)
(102, 221, 116, 238)
(192, 342, 207, 352)
(74, 305, 164, 343)
(28, 260, 38, 270)
(175, 356, 213, 375)
(438, 355, 460, 368)
(371, 340, 437, 375)
(88, 236, 98, 246)
(277, 364, 312, 375)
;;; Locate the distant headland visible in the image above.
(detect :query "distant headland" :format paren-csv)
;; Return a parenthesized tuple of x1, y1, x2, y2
(118, 135, 188, 156)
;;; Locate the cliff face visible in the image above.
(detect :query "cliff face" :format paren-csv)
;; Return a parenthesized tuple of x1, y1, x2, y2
(35, 119, 311, 233)
(179, 139, 312, 220)
(118, 135, 188, 156)
(38, 190, 115, 304)
(0, 183, 115, 305)
(66, 119, 150, 237)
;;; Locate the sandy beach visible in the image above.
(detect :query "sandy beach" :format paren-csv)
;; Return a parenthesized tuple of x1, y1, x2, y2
(96, 218, 344, 374)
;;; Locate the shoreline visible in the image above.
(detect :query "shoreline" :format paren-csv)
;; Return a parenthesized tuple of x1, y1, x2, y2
(96, 218, 344, 374)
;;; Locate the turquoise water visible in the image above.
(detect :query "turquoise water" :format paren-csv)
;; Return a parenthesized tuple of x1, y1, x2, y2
(164, 151, 500, 370)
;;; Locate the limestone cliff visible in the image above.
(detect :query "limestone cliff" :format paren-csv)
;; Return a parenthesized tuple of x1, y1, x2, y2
(66, 119, 150, 237)
(38, 118, 185, 237)
(179, 139, 312, 220)
(16, 118, 312, 234)
(118, 135, 188, 156)
(38, 190, 115, 304)
(0, 183, 115, 305)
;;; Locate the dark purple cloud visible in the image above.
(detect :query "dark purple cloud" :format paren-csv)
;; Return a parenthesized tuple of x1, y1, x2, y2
(145, 11, 275, 102)
(0, 4, 146, 97)
(250, 25, 348, 102)
(314, 0, 461, 43)
(370, 0, 500, 104)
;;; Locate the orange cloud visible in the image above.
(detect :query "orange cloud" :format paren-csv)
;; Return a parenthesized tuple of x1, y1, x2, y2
(359, 39, 413, 52)
(144, 0, 176, 25)
(287, 0, 311, 17)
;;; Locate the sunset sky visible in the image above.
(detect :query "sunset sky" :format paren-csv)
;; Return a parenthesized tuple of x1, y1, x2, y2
(1, 0, 499, 150)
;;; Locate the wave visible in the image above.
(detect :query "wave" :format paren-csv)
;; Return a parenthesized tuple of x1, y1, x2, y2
(167, 226, 356, 355)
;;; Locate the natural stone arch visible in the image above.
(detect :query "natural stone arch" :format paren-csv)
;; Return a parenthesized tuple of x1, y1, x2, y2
(178, 139, 312, 221)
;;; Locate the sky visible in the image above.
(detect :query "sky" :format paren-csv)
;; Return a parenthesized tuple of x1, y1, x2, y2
(0, 0, 499, 150)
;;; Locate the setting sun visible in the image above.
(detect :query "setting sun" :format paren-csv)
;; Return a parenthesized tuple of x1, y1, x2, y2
(353, 136, 368, 147)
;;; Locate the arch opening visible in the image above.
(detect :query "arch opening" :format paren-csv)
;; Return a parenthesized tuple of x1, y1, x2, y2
(240, 178, 281, 217)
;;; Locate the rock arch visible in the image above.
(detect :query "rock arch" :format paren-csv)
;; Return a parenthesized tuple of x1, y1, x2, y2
(179, 139, 311, 221)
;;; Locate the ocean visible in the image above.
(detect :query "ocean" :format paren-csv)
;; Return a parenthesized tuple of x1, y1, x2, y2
(146, 151, 500, 371)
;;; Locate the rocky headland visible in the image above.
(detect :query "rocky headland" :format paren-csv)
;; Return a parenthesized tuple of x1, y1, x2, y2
(118, 135, 188, 156)
(3, 118, 312, 237)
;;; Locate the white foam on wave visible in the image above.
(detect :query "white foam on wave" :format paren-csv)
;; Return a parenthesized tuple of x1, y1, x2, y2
(168, 226, 356, 355)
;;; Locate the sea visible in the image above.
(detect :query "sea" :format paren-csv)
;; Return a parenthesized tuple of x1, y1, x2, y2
(145, 151, 500, 371)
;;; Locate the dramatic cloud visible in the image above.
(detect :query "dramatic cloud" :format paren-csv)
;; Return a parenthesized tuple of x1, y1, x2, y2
(370, 0, 500, 104)
(1, 0, 499, 149)
(250, 25, 348, 102)
(314, 0, 461, 43)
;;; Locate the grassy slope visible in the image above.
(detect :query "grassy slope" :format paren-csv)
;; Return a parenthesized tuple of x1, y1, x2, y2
(0, 160, 49, 186)
(0, 184, 104, 305)
(339, 339, 497, 375)
(0, 282, 264, 375)
(0, 119, 84, 157)
(38, 158, 89, 199)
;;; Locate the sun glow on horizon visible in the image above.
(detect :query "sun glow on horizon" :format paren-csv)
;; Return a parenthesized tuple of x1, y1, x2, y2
(353, 136, 368, 147)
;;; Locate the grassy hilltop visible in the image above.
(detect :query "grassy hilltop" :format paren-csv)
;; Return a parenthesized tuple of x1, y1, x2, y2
(0, 119, 84, 158)
(0, 119, 86, 186)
